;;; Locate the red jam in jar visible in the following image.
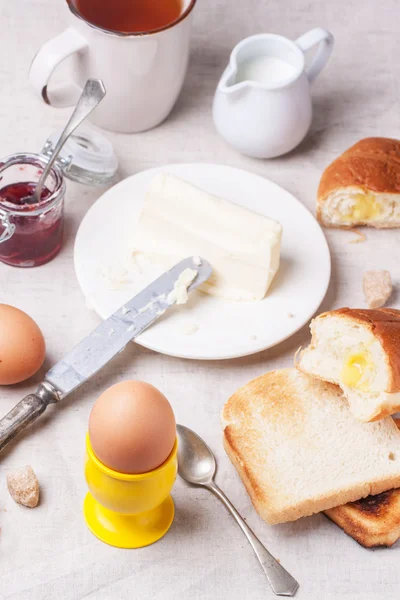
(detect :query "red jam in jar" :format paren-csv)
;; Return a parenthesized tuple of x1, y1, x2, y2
(0, 182, 52, 205)
(0, 154, 66, 267)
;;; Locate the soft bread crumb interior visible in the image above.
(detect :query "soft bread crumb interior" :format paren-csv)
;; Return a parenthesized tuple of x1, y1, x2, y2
(320, 188, 400, 227)
(300, 315, 389, 390)
(299, 315, 399, 421)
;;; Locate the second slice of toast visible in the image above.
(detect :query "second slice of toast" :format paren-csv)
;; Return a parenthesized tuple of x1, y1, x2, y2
(325, 489, 400, 547)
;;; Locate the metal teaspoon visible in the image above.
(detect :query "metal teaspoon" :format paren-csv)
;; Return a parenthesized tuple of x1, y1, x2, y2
(176, 424, 299, 597)
(23, 79, 106, 204)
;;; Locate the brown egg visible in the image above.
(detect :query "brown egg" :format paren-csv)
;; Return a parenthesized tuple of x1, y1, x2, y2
(89, 380, 176, 474)
(0, 304, 46, 385)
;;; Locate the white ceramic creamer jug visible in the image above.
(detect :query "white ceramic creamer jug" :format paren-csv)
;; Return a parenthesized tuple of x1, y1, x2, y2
(213, 28, 334, 158)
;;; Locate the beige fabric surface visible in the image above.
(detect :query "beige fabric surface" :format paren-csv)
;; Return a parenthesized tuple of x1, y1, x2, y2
(0, 0, 400, 598)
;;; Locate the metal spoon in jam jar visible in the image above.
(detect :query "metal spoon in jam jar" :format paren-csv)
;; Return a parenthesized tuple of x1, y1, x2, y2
(23, 79, 106, 205)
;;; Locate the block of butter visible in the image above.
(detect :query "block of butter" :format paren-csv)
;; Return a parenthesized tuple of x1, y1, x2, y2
(133, 173, 282, 301)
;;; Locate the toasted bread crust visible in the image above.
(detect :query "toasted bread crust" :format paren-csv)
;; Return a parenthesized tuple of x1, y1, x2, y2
(223, 429, 267, 519)
(316, 308, 400, 394)
(318, 137, 400, 203)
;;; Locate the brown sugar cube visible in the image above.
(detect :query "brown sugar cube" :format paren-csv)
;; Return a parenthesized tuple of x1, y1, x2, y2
(7, 465, 39, 508)
(363, 270, 393, 309)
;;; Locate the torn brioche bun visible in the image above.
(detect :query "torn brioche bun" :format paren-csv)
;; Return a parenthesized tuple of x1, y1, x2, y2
(317, 138, 400, 228)
(297, 308, 400, 422)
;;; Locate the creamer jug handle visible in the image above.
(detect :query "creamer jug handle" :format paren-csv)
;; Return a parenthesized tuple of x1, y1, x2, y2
(295, 28, 334, 84)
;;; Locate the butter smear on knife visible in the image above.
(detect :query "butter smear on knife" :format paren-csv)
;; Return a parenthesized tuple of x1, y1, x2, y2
(167, 268, 198, 305)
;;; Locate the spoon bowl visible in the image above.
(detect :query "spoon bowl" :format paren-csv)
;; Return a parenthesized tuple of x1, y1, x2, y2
(177, 424, 216, 485)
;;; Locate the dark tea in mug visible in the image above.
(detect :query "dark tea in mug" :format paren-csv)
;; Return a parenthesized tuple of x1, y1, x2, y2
(74, 0, 183, 34)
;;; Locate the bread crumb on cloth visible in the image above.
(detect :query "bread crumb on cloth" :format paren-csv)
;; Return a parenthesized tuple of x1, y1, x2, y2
(348, 229, 367, 244)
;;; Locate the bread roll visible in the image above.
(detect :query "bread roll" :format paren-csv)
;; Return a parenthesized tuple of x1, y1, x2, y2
(317, 138, 400, 228)
(297, 308, 400, 422)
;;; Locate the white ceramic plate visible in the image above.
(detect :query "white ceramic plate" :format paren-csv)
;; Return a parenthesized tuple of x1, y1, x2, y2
(74, 163, 330, 360)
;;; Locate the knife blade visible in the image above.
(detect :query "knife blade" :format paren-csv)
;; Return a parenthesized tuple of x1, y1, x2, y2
(0, 257, 211, 452)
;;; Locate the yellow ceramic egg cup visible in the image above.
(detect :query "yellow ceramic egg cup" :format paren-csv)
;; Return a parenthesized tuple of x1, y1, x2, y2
(83, 435, 177, 549)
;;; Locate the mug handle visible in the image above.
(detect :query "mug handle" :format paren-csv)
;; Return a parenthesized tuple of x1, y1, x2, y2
(295, 28, 334, 84)
(29, 28, 89, 108)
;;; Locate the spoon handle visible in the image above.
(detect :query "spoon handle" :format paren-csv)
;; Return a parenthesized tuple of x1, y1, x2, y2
(35, 79, 106, 200)
(207, 482, 299, 597)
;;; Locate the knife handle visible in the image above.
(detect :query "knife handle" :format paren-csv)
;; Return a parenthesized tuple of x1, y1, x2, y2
(0, 383, 59, 452)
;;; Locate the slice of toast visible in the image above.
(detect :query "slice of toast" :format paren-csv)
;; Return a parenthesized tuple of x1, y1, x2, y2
(221, 369, 400, 524)
(324, 418, 400, 547)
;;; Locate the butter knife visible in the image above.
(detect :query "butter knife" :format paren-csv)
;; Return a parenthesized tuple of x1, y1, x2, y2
(0, 257, 211, 452)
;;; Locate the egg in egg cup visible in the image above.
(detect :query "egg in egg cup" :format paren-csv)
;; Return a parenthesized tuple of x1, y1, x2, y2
(83, 434, 177, 548)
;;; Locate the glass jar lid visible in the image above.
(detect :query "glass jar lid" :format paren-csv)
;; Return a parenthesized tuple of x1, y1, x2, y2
(41, 126, 118, 186)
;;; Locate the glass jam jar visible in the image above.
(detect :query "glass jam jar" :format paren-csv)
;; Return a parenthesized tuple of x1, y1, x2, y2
(0, 154, 65, 267)
(0, 128, 118, 268)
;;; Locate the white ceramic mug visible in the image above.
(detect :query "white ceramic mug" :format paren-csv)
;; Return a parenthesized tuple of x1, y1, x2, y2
(213, 28, 334, 158)
(29, 0, 196, 133)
